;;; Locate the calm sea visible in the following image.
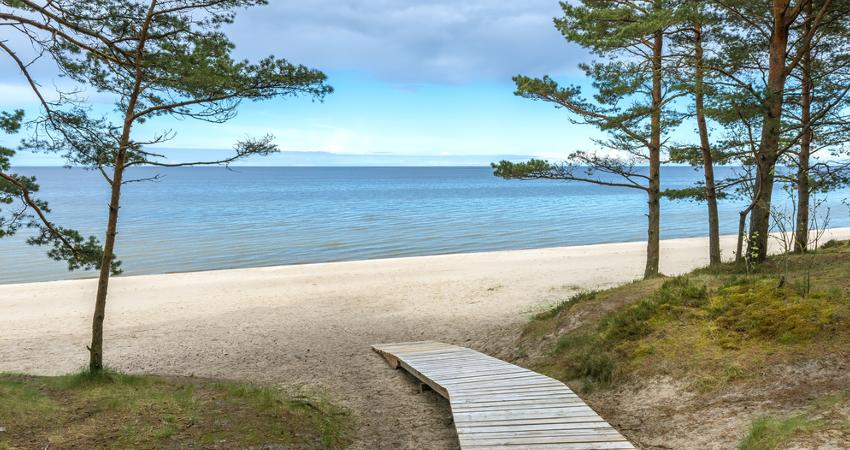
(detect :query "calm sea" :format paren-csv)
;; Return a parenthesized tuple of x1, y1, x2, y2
(2, 166, 849, 284)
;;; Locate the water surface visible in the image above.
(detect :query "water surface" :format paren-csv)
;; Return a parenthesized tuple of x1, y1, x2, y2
(2, 166, 848, 284)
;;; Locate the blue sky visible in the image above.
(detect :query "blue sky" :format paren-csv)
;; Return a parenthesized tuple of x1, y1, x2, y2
(4, 0, 606, 166)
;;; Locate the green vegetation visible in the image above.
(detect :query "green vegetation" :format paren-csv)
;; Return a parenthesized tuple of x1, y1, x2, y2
(738, 415, 821, 450)
(519, 241, 850, 446)
(495, 1, 850, 276)
(522, 241, 850, 394)
(0, 370, 352, 450)
(738, 390, 850, 450)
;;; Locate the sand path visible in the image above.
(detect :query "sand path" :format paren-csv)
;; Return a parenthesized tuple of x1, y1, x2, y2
(3, 229, 850, 449)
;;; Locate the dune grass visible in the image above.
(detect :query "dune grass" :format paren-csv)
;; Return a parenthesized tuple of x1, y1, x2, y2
(737, 389, 850, 450)
(0, 369, 352, 450)
(517, 240, 850, 448)
(510, 240, 850, 449)
(738, 414, 821, 450)
(522, 240, 850, 394)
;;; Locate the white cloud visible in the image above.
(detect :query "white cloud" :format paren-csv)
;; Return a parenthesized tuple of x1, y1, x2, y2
(1, 2, 588, 90)
(226, 0, 587, 84)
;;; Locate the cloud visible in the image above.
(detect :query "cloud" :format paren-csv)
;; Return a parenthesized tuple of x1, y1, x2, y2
(226, 0, 588, 84)
(1, 1, 588, 87)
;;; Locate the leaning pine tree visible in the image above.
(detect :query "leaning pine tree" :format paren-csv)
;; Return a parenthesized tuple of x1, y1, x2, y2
(0, 0, 332, 372)
(493, 0, 683, 278)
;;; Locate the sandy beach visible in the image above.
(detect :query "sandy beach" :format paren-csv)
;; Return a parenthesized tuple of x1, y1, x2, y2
(3, 228, 850, 449)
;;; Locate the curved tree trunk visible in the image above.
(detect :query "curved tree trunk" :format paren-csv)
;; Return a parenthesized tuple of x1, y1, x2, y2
(694, 20, 721, 266)
(89, 148, 126, 372)
(89, 0, 157, 372)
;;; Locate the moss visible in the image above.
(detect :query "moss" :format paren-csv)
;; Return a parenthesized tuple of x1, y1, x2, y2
(525, 241, 850, 393)
(600, 276, 707, 342)
(540, 276, 708, 390)
(709, 280, 838, 343)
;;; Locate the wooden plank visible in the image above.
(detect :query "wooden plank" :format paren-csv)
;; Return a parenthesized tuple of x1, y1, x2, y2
(454, 416, 605, 428)
(458, 430, 626, 440)
(461, 442, 636, 449)
(451, 397, 584, 408)
(451, 392, 579, 402)
(452, 407, 598, 422)
(458, 434, 631, 445)
(424, 364, 531, 375)
(372, 341, 635, 449)
(456, 422, 612, 434)
(450, 387, 576, 398)
(441, 374, 557, 387)
(451, 401, 589, 413)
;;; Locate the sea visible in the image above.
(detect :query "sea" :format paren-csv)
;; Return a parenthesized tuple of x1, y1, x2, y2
(2, 166, 849, 284)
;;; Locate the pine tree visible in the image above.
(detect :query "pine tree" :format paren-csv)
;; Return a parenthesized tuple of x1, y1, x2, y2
(0, 0, 332, 372)
(709, 0, 838, 261)
(788, 0, 850, 252)
(664, 0, 725, 266)
(494, 0, 685, 278)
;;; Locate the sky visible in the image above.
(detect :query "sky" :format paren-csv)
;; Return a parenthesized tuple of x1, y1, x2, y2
(3, 0, 603, 166)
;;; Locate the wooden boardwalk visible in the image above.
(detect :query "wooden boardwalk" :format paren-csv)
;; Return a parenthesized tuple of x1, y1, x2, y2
(372, 341, 634, 449)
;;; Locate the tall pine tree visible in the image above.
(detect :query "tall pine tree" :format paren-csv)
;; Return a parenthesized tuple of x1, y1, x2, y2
(709, 0, 837, 261)
(494, 0, 684, 278)
(787, 0, 850, 252)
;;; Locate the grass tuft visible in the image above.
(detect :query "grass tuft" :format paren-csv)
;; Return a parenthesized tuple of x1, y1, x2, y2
(534, 290, 599, 320)
(738, 415, 820, 450)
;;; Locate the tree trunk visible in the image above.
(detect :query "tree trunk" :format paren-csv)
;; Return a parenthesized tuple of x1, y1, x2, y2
(88, 0, 157, 372)
(794, 2, 813, 253)
(749, 156, 777, 260)
(645, 28, 663, 278)
(748, 0, 791, 262)
(736, 193, 759, 263)
(736, 209, 747, 263)
(694, 20, 721, 266)
(89, 147, 126, 372)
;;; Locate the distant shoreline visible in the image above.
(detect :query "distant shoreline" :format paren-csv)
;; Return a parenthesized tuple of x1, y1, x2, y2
(5, 227, 850, 288)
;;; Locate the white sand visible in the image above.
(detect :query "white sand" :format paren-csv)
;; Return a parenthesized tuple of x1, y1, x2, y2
(2, 228, 850, 449)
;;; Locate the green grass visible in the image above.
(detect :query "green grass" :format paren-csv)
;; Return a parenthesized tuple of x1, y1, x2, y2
(737, 389, 850, 449)
(0, 369, 352, 449)
(738, 415, 820, 450)
(523, 241, 850, 393)
(533, 290, 600, 321)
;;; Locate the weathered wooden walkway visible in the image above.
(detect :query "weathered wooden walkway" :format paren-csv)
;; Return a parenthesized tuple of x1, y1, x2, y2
(372, 341, 634, 449)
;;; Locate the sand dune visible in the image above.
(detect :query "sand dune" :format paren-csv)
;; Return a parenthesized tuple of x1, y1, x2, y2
(3, 228, 850, 449)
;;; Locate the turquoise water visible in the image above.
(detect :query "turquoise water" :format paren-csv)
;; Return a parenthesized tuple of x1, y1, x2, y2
(2, 166, 848, 284)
